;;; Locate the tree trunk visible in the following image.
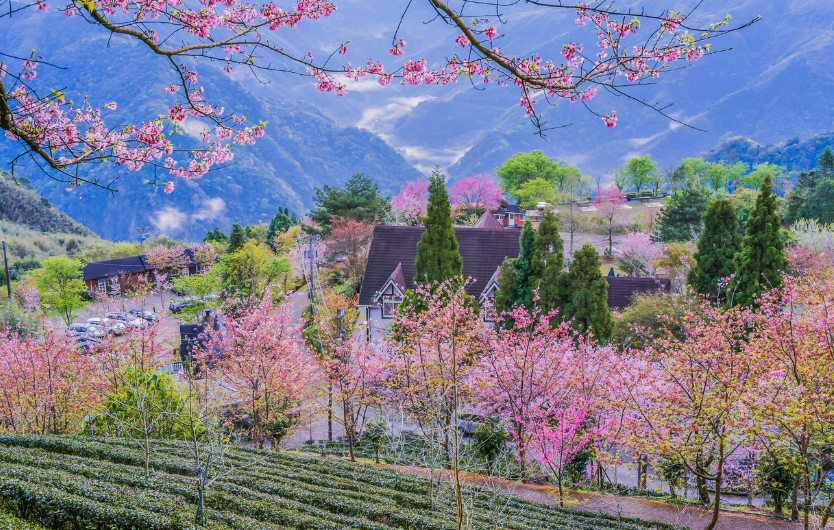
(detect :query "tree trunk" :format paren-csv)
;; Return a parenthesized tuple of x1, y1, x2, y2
(803, 473, 811, 530)
(704, 461, 723, 530)
(818, 488, 834, 528)
(374, 446, 380, 464)
(791, 480, 800, 521)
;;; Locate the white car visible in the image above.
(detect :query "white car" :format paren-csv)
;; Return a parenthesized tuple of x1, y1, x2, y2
(66, 323, 106, 340)
(105, 312, 147, 330)
(86, 317, 127, 336)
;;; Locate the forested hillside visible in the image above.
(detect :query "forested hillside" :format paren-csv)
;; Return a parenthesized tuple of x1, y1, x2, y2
(703, 132, 834, 173)
(0, 174, 92, 236)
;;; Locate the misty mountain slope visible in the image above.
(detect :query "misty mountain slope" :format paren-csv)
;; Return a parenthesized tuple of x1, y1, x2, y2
(704, 132, 834, 172)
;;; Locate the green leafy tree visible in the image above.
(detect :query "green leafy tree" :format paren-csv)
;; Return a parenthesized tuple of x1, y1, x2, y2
(310, 173, 390, 235)
(515, 178, 557, 209)
(495, 223, 536, 317)
(624, 155, 657, 195)
(227, 222, 247, 253)
(742, 162, 790, 194)
(219, 242, 293, 304)
(672, 157, 709, 188)
(732, 176, 787, 307)
(414, 169, 463, 285)
(30, 256, 86, 325)
(170, 268, 222, 324)
(803, 179, 834, 224)
(558, 243, 613, 340)
(364, 415, 389, 464)
(212, 227, 227, 242)
(654, 184, 710, 242)
(688, 199, 740, 300)
(532, 212, 564, 316)
(473, 419, 509, 474)
(496, 150, 580, 199)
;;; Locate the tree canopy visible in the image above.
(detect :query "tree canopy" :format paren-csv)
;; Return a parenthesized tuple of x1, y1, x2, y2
(310, 173, 390, 235)
(414, 169, 463, 285)
(496, 151, 580, 201)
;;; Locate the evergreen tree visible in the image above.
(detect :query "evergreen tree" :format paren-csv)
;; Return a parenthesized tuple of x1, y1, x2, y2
(558, 243, 613, 340)
(494, 222, 536, 316)
(654, 184, 710, 242)
(732, 176, 787, 307)
(227, 222, 247, 253)
(819, 146, 834, 180)
(414, 168, 463, 285)
(688, 199, 740, 300)
(532, 212, 564, 316)
(212, 227, 227, 242)
(784, 170, 819, 224)
(804, 180, 834, 224)
(203, 230, 215, 244)
(310, 173, 390, 235)
(265, 209, 293, 251)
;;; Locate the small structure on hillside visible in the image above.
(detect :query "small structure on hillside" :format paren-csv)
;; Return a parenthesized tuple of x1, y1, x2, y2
(82, 249, 211, 295)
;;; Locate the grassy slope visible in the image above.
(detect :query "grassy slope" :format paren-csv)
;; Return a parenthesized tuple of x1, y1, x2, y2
(0, 435, 685, 530)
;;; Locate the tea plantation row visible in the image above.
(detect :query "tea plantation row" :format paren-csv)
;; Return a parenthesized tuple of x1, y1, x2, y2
(0, 435, 685, 530)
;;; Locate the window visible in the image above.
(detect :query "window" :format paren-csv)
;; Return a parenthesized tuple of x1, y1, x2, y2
(181, 268, 190, 277)
(382, 295, 402, 319)
(97, 279, 107, 293)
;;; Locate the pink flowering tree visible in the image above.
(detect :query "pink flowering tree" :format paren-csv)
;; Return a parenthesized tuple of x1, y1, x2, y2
(204, 292, 320, 449)
(592, 186, 627, 255)
(448, 174, 504, 220)
(522, 401, 604, 507)
(389, 179, 429, 226)
(321, 337, 384, 461)
(0, 325, 100, 435)
(1, 2, 753, 189)
(617, 231, 665, 277)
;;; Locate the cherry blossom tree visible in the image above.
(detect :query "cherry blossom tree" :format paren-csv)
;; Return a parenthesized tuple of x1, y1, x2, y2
(325, 216, 373, 292)
(0, 325, 100, 435)
(1, 0, 754, 189)
(448, 174, 504, 218)
(389, 179, 429, 226)
(384, 279, 484, 524)
(204, 292, 320, 449)
(618, 301, 761, 530)
(617, 231, 665, 277)
(592, 186, 627, 255)
(747, 277, 834, 530)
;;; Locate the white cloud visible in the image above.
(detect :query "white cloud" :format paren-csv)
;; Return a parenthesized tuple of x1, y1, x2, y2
(150, 197, 227, 235)
(356, 96, 434, 131)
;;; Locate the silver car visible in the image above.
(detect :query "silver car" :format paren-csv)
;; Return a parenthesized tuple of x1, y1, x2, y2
(86, 317, 126, 336)
(66, 323, 106, 340)
(105, 311, 147, 330)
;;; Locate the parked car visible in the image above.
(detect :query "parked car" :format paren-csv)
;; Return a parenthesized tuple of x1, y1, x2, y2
(65, 323, 106, 340)
(129, 308, 161, 322)
(74, 336, 101, 351)
(86, 317, 127, 336)
(105, 312, 147, 329)
(169, 299, 198, 314)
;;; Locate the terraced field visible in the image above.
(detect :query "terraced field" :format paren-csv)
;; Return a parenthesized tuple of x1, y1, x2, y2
(0, 435, 685, 530)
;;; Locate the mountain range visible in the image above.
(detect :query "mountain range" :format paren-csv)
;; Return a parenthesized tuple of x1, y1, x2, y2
(2, 0, 834, 240)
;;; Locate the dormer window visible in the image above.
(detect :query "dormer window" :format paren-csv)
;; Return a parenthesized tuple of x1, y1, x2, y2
(382, 295, 402, 318)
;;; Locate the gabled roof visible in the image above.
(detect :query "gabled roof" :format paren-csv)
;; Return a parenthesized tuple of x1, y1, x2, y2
(607, 276, 672, 309)
(493, 204, 524, 215)
(358, 226, 521, 306)
(473, 210, 505, 230)
(82, 255, 149, 280)
(479, 265, 502, 302)
(373, 263, 407, 302)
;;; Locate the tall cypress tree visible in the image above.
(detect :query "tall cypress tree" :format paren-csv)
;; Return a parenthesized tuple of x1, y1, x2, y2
(414, 169, 463, 285)
(688, 199, 740, 301)
(559, 243, 613, 340)
(533, 212, 564, 316)
(494, 222, 536, 317)
(732, 175, 787, 307)
(266, 210, 292, 252)
(227, 222, 247, 253)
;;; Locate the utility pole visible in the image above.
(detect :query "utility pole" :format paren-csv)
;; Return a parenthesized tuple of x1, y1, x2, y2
(136, 225, 151, 245)
(2, 241, 10, 299)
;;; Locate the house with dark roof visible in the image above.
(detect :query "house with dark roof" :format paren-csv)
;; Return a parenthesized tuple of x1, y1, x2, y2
(358, 224, 521, 337)
(82, 249, 212, 295)
(606, 276, 672, 309)
(492, 204, 527, 228)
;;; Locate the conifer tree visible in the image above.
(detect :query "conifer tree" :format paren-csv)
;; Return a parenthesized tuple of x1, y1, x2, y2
(688, 199, 740, 300)
(494, 222, 536, 317)
(203, 230, 215, 244)
(654, 184, 710, 242)
(266, 210, 292, 251)
(532, 212, 564, 315)
(227, 222, 247, 253)
(212, 227, 227, 242)
(819, 146, 834, 180)
(559, 243, 613, 340)
(732, 175, 787, 307)
(493, 258, 517, 317)
(414, 168, 463, 285)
